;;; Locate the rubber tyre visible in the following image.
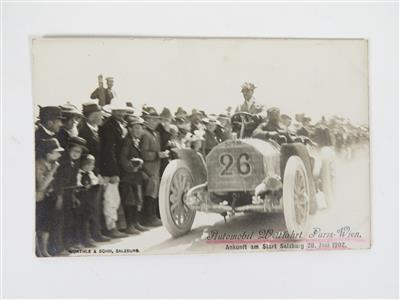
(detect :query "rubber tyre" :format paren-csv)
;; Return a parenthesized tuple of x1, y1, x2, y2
(320, 147, 335, 207)
(282, 156, 311, 234)
(159, 159, 196, 238)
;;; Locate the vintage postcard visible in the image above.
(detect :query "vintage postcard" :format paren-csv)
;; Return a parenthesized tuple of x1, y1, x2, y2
(32, 37, 370, 257)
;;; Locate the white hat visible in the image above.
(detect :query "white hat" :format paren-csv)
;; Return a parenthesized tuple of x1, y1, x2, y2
(168, 124, 179, 134)
(101, 105, 112, 118)
(202, 114, 221, 127)
(189, 129, 205, 142)
(108, 100, 127, 112)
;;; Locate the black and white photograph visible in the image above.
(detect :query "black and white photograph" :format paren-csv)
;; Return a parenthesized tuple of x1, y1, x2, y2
(2, 2, 398, 299)
(32, 38, 371, 256)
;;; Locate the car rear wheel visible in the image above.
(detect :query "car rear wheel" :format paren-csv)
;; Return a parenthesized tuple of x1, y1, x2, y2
(283, 156, 311, 234)
(159, 159, 196, 238)
(320, 147, 335, 207)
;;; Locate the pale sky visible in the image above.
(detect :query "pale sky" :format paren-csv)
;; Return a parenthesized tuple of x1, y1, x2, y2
(32, 38, 369, 125)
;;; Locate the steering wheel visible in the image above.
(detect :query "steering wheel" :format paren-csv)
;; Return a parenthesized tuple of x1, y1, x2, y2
(231, 111, 259, 138)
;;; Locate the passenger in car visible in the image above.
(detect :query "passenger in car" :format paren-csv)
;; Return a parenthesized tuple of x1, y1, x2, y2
(252, 107, 294, 144)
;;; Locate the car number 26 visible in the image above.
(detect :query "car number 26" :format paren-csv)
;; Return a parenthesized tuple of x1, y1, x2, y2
(219, 152, 252, 176)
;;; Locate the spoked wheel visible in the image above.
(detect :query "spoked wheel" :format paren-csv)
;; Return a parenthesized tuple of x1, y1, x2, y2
(320, 147, 335, 208)
(159, 160, 196, 237)
(283, 156, 311, 234)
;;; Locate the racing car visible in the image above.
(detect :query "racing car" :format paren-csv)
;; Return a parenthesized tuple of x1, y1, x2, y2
(159, 112, 335, 237)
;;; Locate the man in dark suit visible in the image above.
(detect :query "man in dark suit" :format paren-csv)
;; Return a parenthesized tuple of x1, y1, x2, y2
(35, 106, 65, 155)
(313, 117, 332, 147)
(156, 107, 173, 176)
(79, 103, 103, 170)
(140, 107, 169, 227)
(78, 103, 111, 242)
(35, 107, 66, 255)
(98, 103, 128, 238)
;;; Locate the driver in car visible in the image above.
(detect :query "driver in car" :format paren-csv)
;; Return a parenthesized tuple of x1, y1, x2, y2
(232, 82, 267, 138)
(235, 82, 263, 114)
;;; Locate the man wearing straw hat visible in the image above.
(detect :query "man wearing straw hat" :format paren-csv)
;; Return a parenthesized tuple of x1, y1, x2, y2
(57, 102, 83, 149)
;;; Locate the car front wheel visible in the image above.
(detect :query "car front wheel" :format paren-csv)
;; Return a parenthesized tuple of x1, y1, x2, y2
(282, 156, 311, 234)
(159, 159, 196, 238)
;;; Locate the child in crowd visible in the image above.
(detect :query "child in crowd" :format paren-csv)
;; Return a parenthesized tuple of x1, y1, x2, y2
(119, 117, 149, 234)
(74, 154, 103, 247)
(53, 136, 88, 253)
(35, 138, 64, 257)
(166, 124, 182, 149)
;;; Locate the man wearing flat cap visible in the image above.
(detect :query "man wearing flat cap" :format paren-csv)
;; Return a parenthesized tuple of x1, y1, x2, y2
(140, 107, 168, 227)
(119, 117, 149, 234)
(35, 106, 65, 151)
(98, 102, 129, 238)
(57, 103, 83, 149)
(236, 82, 263, 114)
